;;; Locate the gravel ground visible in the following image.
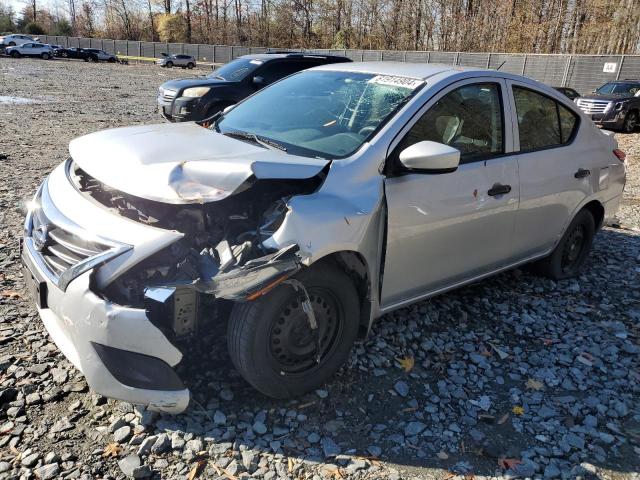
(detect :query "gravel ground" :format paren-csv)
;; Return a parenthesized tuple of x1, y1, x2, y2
(0, 57, 639, 480)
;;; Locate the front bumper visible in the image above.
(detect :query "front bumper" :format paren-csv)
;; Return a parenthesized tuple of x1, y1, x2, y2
(22, 171, 190, 413)
(157, 95, 204, 122)
(585, 111, 625, 129)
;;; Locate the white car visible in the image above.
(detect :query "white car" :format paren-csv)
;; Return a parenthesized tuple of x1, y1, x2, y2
(6, 42, 54, 59)
(0, 34, 38, 47)
(156, 54, 196, 69)
(22, 62, 626, 413)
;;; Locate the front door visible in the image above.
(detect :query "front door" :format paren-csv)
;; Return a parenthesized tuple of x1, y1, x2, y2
(381, 79, 520, 308)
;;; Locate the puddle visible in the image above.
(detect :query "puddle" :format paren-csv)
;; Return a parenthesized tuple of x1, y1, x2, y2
(0, 96, 40, 105)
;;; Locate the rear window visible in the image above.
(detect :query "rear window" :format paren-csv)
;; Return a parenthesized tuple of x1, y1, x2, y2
(513, 87, 578, 151)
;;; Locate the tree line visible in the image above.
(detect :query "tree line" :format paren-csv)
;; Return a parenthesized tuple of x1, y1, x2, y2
(1, 0, 639, 54)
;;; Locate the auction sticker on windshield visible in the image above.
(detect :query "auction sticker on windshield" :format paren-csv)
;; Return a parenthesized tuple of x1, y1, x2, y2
(368, 75, 424, 90)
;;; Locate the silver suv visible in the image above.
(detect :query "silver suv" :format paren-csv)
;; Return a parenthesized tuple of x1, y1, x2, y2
(157, 53, 196, 69)
(22, 62, 626, 413)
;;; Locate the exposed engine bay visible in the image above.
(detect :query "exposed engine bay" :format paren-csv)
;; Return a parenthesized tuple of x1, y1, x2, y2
(68, 160, 328, 338)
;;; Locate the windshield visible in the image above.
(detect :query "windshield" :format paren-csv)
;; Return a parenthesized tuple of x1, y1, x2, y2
(215, 70, 423, 158)
(207, 58, 262, 81)
(596, 82, 640, 96)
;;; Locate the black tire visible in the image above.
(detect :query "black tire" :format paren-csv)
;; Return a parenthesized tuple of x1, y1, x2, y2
(61, 51, 68, 58)
(623, 110, 639, 133)
(8, 41, 15, 46)
(83, 57, 89, 62)
(187, 62, 194, 69)
(165, 61, 173, 68)
(41, 52, 50, 60)
(10, 50, 20, 58)
(534, 209, 595, 280)
(108, 57, 116, 63)
(227, 263, 360, 398)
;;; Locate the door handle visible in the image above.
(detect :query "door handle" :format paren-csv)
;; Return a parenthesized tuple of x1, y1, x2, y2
(574, 168, 591, 179)
(487, 183, 512, 196)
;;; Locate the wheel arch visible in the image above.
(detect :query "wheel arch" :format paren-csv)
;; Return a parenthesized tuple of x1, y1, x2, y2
(310, 250, 372, 339)
(582, 199, 605, 230)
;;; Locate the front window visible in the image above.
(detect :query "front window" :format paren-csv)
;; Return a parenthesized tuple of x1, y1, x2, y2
(595, 82, 640, 96)
(215, 70, 422, 158)
(207, 58, 262, 82)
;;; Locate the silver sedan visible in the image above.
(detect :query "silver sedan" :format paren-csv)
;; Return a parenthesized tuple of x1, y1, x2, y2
(22, 62, 626, 412)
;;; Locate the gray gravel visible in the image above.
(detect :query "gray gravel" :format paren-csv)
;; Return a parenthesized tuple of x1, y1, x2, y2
(0, 57, 639, 479)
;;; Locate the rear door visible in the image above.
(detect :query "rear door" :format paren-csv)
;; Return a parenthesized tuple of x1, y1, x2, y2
(381, 78, 520, 307)
(506, 81, 591, 258)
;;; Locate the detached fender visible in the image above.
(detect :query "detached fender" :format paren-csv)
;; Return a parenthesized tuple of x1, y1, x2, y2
(263, 175, 387, 329)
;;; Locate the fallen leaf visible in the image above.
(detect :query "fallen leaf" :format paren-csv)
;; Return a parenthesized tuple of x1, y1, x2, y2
(102, 443, 122, 458)
(525, 378, 544, 391)
(436, 451, 449, 460)
(498, 457, 522, 469)
(488, 342, 509, 360)
(512, 405, 525, 415)
(187, 460, 206, 480)
(0, 290, 21, 299)
(397, 356, 415, 372)
(497, 413, 510, 424)
(288, 457, 294, 472)
(211, 462, 239, 480)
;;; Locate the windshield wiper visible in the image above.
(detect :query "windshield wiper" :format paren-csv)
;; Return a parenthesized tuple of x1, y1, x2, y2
(222, 130, 287, 152)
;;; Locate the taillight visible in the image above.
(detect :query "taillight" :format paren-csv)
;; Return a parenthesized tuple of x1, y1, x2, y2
(613, 149, 626, 162)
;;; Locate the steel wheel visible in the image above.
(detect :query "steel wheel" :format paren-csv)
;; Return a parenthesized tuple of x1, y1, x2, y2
(268, 288, 343, 375)
(560, 224, 586, 274)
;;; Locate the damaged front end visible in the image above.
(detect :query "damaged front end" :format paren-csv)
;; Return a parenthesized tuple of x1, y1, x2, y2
(69, 160, 322, 340)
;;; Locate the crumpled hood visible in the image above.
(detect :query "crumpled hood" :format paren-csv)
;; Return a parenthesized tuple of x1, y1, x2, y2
(69, 123, 329, 204)
(160, 77, 231, 92)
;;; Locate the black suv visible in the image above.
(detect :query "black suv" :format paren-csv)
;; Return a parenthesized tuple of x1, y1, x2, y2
(575, 80, 640, 132)
(157, 53, 351, 122)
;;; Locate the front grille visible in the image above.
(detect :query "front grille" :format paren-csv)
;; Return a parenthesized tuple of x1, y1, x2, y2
(31, 207, 110, 278)
(576, 99, 610, 114)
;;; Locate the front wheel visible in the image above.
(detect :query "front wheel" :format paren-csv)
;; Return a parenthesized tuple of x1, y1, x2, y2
(41, 52, 50, 60)
(165, 61, 173, 68)
(8, 41, 15, 46)
(227, 263, 360, 398)
(10, 50, 20, 58)
(187, 62, 194, 69)
(533, 209, 595, 280)
(623, 110, 639, 133)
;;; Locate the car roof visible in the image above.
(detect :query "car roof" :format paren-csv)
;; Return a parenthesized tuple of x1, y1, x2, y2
(310, 61, 481, 79)
(239, 53, 350, 62)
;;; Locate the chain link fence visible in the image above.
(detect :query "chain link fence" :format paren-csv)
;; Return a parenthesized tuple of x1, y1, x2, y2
(39, 35, 640, 93)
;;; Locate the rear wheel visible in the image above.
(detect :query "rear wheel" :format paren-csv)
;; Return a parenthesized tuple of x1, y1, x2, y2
(165, 61, 173, 68)
(108, 57, 116, 63)
(623, 110, 639, 133)
(533, 209, 595, 280)
(8, 41, 15, 46)
(187, 62, 194, 69)
(227, 263, 360, 398)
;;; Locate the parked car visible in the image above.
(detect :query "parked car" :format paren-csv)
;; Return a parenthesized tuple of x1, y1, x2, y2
(157, 53, 196, 69)
(22, 62, 626, 413)
(0, 34, 38, 47)
(83, 48, 118, 62)
(575, 80, 640, 132)
(55, 47, 91, 61)
(6, 42, 54, 59)
(157, 52, 351, 122)
(554, 86, 580, 100)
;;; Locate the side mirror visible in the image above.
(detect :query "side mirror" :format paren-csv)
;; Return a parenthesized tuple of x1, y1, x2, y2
(252, 76, 265, 86)
(399, 141, 460, 172)
(222, 104, 235, 114)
